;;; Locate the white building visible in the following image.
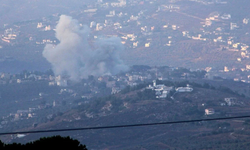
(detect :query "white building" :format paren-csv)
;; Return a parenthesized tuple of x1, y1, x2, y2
(53, 100, 56, 107)
(45, 25, 51, 31)
(221, 14, 231, 20)
(147, 80, 173, 99)
(176, 87, 193, 92)
(57, 80, 67, 86)
(17, 79, 21, 84)
(49, 81, 55, 86)
(224, 97, 236, 106)
(205, 108, 215, 115)
(37, 23, 43, 28)
(111, 87, 121, 94)
(230, 22, 238, 30)
(156, 90, 168, 99)
(96, 23, 103, 31)
(90, 21, 96, 28)
(243, 18, 249, 24)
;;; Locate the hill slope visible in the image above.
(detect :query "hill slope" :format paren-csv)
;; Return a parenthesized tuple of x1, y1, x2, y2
(9, 81, 250, 149)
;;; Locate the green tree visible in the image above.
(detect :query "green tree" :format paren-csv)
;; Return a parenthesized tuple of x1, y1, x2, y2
(1, 135, 87, 150)
(0, 140, 4, 148)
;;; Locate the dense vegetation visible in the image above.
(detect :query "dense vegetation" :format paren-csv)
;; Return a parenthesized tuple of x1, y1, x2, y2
(0, 135, 87, 150)
(76, 79, 246, 115)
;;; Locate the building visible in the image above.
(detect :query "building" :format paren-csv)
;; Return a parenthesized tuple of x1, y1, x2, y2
(111, 87, 121, 94)
(224, 66, 229, 72)
(145, 42, 150, 47)
(221, 14, 231, 20)
(90, 21, 96, 28)
(49, 81, 55, 86)
(53, 101, 56, 107)
(96, 23, 103, 31)
(224, 97, 236, 106)
(246, 65, 250, 70)
(230, 22, 238, 30)
(147, 80, 173, 99)
(37, 23, 43, 28)
(205, 108, 215, 115)
(129, 75, 139, 81)
(84, 9, 97, 13)
(45, 25, 51, 31)
(176, 87, 193, 92)
(243, 18, 249, 24)
(17, 79, 21, 84)
(156, 90, 168, 99)
(1, 73, 11, 80)
(172, 25, 177, 30)
(57, 80, 67, 86)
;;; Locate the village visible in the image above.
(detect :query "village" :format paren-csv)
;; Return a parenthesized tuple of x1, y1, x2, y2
(0, 63, 245, 136)
(0, 0, 250, 83)
(0, 0, 249, 134)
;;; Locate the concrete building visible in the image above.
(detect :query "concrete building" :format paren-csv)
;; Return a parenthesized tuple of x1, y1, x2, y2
(243, 18, 249, 24)
(176, 87, 193, 92)
(57, 80, 67, 86)
(205, 108, 215, 115)
(17, 79, 21, 84)
(230, 22, 238, 30)
(147, 80, 173, 99)
(224, 97, 236, 106)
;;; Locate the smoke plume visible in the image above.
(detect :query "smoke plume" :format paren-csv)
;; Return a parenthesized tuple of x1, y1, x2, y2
(43, 15, 129, 81)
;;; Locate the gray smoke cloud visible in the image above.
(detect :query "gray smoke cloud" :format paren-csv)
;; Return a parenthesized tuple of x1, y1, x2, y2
(43, 15, 129, 81)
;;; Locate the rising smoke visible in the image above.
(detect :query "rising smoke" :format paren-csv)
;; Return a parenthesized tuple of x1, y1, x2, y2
(43, 15, 129, 81)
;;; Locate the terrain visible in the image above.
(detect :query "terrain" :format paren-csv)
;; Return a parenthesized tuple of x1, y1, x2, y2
(6, 80, 250, 150)
(0, 0, 250, 73)
(0, 0, 250, 149)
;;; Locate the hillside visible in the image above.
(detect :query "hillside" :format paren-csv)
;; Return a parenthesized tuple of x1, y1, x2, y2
(9, 81, 250, 149)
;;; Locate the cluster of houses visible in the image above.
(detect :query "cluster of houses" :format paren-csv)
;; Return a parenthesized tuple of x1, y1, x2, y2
(1, 28, 18, 44)
(2, 108, 37, 124)
(205, 97, 241, 115)
(146, 80, 194, 99)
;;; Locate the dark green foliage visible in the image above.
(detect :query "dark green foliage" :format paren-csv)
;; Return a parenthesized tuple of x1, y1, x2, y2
(184, 106, 203, 116)
(170, 68, 206, 78)
(62, 100, 67, 106)
(45, 69, 54, 76)
(160, 80, 174, 86)
(171, 68, 190, 77)
(0, 140, 4, 148)
(193, 70, 207, 79)
(0, 135, 87, 150)
(244, 119, 250, 125)
(120, 83, 148, 94)
(217, 86, 243, 97)
(202, 83, 210, 88)
(131, 65, 151, 72)
(174, 80, 190, 87)
(190, 82, 203, 88)
(182, 97, 192, 102)
(137, 89, 156, 100)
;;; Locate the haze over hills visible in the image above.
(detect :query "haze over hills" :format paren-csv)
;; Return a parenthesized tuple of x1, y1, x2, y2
(0, 0, 93, 26)
(0, 0, 250, 80)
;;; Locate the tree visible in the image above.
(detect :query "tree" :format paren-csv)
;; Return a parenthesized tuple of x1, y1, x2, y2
(62, 100, 67, 106)
(0, 140, 4, 148)
(0, 135, 88, 150)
